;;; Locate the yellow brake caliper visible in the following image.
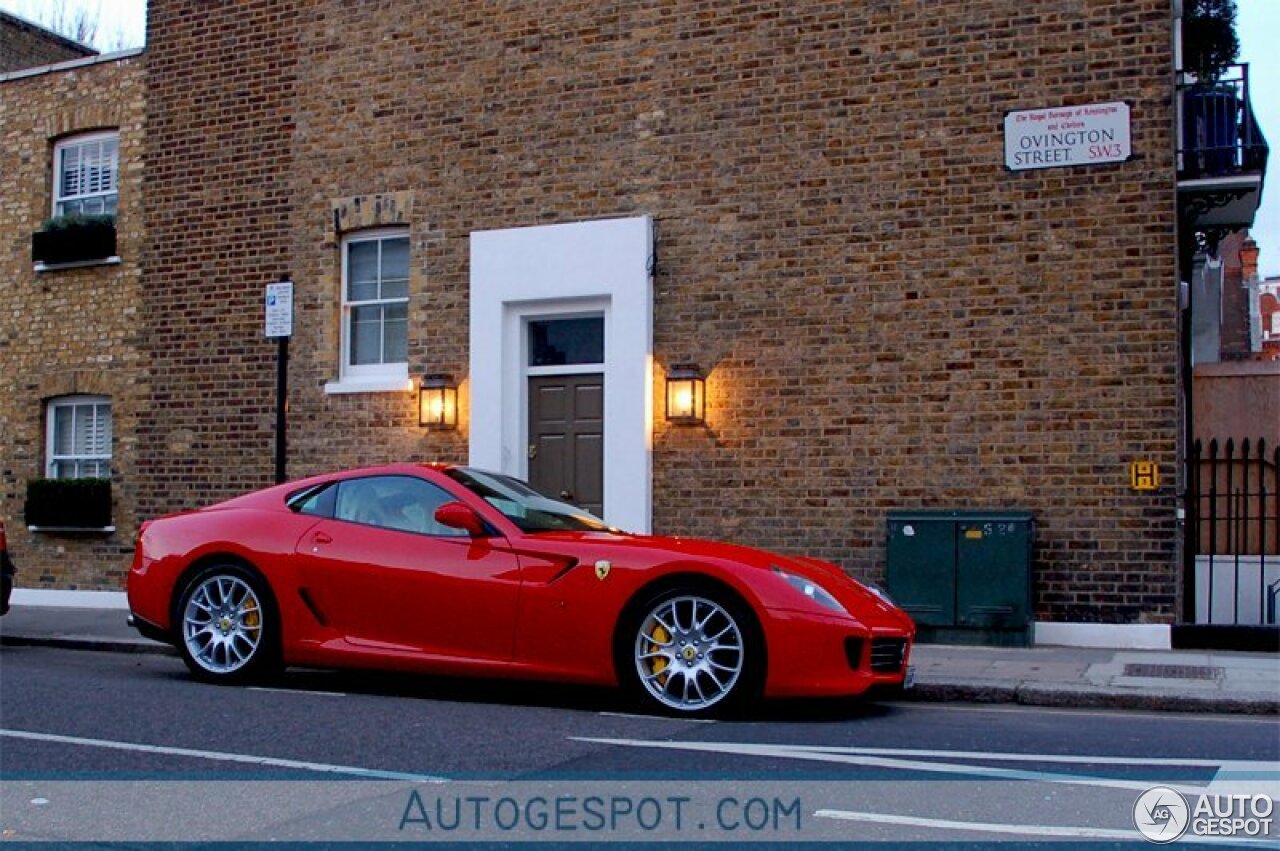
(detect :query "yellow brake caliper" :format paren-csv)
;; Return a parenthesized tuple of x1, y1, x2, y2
(242, 599, 260, 632)
(648, 624, 670, 686)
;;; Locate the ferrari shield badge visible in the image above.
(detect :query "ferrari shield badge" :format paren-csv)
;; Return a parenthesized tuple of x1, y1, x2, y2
(594, 560, 611, 581)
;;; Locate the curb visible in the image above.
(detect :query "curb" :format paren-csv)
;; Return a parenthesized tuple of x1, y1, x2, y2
(907, 679, 1280, 715)
(907, 681, 1018, 705)
(0, 633, 175, 657)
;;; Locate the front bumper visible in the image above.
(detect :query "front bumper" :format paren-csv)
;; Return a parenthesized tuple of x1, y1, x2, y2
(1, 551, 14, 616)
(762, 608, 914, 699)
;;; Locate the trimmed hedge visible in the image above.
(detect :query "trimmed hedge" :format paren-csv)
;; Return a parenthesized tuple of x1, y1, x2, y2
(31, 215, 117, 266)
(25, 478, 113, 529)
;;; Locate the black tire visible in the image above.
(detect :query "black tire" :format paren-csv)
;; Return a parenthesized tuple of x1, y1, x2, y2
(615, 583, 764, 717)
(173, 562, 281, 684)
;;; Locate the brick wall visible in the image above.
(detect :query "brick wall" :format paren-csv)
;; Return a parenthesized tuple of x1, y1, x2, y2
(1262, 282, 1280, 357)
(1194, 361, 1280, 450)
(0, 12, 95, 73)
(137, 0, 303, 520)
(143, 0, 1179, 622)
(1217, 231, 1254, 358)
(0, 54, 146, 588)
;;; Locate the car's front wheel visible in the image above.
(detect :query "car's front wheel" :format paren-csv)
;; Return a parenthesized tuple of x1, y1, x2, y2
(621, 586, 762, 716)
(176, 563, 278, 683)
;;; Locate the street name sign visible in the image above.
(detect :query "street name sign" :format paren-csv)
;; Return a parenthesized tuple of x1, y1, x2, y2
(1004, 101, 1131, 171)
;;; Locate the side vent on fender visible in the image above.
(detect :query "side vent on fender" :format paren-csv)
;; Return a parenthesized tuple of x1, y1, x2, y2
(298, 587, 328, 626)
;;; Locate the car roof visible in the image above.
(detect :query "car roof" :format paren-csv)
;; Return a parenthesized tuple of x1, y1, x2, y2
(290, 462, 459, 489)
(213, 463, 463, 511)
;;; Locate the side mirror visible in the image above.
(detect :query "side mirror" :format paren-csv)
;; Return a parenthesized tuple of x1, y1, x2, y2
(434, 502, 488, 537)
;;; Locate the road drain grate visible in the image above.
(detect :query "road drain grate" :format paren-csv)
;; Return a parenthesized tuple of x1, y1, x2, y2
(1122, 664, 1223, 680)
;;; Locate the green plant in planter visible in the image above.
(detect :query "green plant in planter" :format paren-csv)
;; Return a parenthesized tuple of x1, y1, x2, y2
(39, 212, 117, 232)
(1183, 0, 1239, 81)
(25, 478, 113, 529)
(31, 213, 118, 266)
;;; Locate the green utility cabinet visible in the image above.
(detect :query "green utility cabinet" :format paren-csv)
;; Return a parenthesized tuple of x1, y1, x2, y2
(886, 510, 1035, 646)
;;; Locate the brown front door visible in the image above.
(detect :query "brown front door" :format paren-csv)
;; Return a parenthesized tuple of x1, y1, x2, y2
(528, 374, 604, 517)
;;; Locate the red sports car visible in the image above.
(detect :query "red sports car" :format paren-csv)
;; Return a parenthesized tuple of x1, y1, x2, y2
(1, 520, 14, 616)
(127, 464, 914, 715)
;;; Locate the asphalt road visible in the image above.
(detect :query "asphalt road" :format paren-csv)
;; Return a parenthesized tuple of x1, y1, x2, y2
(2, 645, 1278, 845)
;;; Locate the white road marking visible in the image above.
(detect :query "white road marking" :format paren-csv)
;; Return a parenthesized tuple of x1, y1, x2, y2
(247, 686, 346, 698)
(570, 737, 1238, 795)
(772, 743, 1252, 769)
(597, 711, 716, 723)
(0, 729, 446, 784)
(579, 738, 1276, 840)
(814, 809, 1141, 840)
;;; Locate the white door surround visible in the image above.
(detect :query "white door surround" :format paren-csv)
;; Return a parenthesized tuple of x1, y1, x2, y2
(469, 216, 654, 533)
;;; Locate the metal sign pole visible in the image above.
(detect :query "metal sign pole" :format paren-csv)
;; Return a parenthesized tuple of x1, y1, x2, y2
(275, 335, 288, 484)
(265, 277, 294, 485)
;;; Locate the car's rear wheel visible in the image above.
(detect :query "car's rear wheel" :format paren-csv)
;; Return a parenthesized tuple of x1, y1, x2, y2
(176, 563, 278, 683)
(622, 586, 762, 716)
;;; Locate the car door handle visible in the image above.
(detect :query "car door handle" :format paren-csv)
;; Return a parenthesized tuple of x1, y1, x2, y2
(311, 531, 333, 549)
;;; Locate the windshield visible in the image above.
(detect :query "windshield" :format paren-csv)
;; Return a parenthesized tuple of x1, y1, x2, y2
(444, 468, 614, 534)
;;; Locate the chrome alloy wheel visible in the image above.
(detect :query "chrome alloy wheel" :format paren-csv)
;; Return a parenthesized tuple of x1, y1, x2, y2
(634, 595, 744, 711)
(182, 574, 264, 675)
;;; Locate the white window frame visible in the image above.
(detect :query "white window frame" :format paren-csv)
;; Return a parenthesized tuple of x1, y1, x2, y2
(326, 227, 413, 395)
(45, 395, 112, 480)
(52, 131, 119, 218)
(525, 313, 606, 378)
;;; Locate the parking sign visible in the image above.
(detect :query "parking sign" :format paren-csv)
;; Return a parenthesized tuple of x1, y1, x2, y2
(265, 281, 294, 338)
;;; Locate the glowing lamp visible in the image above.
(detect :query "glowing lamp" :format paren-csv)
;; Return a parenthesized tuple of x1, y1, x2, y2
(665, 363, 706, 425)
(419, 374, 458, 430)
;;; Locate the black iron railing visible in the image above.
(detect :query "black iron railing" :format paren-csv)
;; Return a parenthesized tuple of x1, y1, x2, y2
(1187, 438, 1280, 625)
(1178, 64, 1270, 180)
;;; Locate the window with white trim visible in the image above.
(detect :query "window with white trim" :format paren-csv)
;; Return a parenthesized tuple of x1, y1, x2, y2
(53, 132, 119, 217)
(341, 230, 409, 381)
(46, 396, 112, 479)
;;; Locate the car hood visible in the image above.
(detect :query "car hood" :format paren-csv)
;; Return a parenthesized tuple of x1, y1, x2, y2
(521, 530, 910, 626)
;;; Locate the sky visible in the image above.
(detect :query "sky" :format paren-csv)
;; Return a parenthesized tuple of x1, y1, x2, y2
(1, 0, 1277, 272)
(1235, 0, 1279, 275)
(0, 0, 146, 51)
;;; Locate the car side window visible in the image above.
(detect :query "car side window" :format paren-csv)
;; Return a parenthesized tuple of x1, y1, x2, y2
(289, 483, 337, 518)
(333, 475, 468, 537)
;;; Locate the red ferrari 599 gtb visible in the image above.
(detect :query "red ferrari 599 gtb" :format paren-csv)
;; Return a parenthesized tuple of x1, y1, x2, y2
(128, 464, 914, 715)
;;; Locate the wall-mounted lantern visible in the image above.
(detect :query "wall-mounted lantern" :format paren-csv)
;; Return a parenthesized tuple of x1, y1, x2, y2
(665, 363, 706, 425)
(419, 374, 459, 430)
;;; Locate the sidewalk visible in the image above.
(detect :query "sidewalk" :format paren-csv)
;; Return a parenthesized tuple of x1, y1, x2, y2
(2, 602, 1276, 714)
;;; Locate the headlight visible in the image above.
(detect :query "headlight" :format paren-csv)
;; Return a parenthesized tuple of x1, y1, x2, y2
(862, 582, 896, 607)
(772, 566, 847, 614)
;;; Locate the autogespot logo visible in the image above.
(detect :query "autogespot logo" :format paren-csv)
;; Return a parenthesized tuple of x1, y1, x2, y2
(1134, 787, 1190, 844)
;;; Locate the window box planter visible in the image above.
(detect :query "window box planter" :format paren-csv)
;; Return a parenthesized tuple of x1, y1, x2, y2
(24, 478, 113, 532)
(31, 215, 117, 268)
